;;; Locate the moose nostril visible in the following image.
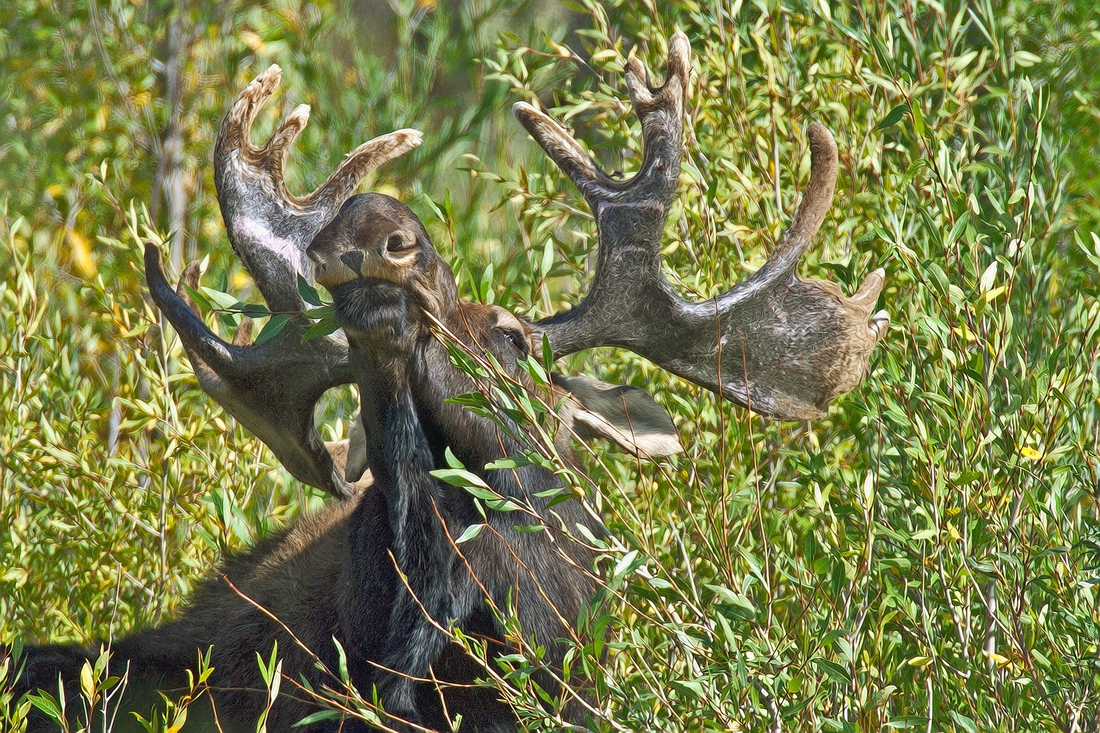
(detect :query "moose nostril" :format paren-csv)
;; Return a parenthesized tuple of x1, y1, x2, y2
(340, 250, 365, 273)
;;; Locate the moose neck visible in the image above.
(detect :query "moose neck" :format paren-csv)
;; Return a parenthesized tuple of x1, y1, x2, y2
(333, 276, 466, 719)
(333, 278, 431, 487)
(335, 279, 566, 516)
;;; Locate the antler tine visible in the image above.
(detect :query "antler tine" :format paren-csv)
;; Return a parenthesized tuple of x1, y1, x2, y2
(769, 123, 839, 272)
(520, 32, 888, 421)
(214, 64, 422, 313)
(511, 103, 608, 201)
(513, 31, 690, 207)
(217, 64, 282, 159)
(145, 67, 421, 497)
(306, 132, 423, 210)
(147, 252, 233, 389)
(699, 123, 889, 418)
(518, 32, 690, 357)
(619, 30, 690, 198)
(145, 244, 357, 498)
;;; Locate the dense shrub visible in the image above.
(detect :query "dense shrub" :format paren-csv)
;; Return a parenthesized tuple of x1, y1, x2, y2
(3, 0, 1099, 730)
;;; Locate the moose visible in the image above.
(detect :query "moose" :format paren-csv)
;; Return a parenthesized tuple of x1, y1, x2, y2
(9, 32, 888, 732)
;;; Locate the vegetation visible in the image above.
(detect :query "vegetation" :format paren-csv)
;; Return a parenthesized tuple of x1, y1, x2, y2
(3, 0, 1099, 730)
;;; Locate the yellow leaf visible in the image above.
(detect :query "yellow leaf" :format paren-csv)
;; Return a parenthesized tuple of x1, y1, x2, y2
(907, 655, 932, 668)
(983, 285, 1007, 304)
(80, 660, 94, 699)
(240, 30, 266, 53)
(985, 650, 1011, 668)
(66, 228, 97, 278)
(551, 41, 572, 59)
(1019, 446, 1043, 461)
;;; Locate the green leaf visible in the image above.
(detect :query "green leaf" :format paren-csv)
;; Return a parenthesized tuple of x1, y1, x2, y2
(255, 314, 291, 345)
(293, 710, 342, 727)
(868, 32, 896, 75)
(540, 239, 554, 277)
(300, 316, 340, 342)
(444, 446, 465, 470)
(456, 523, 485, 543)
(238, 303, 270, 318)
(183, 284, 214, 312)
(485, 455, 534, 470)
(169, 706, 188, 731)
(332, 637, 350, 683)
(27, 691, 63, 723)
(1014, 50, 1041, 68)
(887, 716, 931, 729)
(949, 712, 979, 733)
(432, 475, 522, 512)
(511, 522, 545, 534)
(875, 104, 908, 130)
(200, 286, 240, 310)
(1074, 230, 1100, 269)
(670, 679, 705, 699)
(811, 657, 852, 684)
(705, 583, 757, 614)
(911, 102, 926, 138)
(413, 191, 447, 224)
(431, 468, 492, 492)
(304, 304, 334, 321)
(541, 334, 554, 376)
(297, 275, 324, 307)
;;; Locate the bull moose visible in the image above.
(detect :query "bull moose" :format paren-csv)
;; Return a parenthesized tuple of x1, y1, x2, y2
(9, 31, 888, 732)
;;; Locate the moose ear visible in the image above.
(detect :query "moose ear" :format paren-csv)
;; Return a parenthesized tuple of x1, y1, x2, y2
(343, 413, 370, 483)
(553, 374, 683, 458)
(324, 412, 371, 490)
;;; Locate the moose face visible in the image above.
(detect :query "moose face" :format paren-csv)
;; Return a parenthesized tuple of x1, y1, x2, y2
(307, 192, 538, 403)
(307, 192, 555, 489)
(308, 193, 458, 320)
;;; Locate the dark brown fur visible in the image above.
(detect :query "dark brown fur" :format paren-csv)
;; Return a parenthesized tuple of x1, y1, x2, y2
(13, 493, 529, 732)
(313, 196, 604, 731)
(11, 196, 605, 733)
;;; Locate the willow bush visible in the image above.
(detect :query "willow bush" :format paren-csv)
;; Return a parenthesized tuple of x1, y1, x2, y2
(3, 0, 1099, 731)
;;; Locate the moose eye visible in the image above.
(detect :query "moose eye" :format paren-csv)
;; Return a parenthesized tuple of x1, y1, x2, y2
(500, 329, 528, 357)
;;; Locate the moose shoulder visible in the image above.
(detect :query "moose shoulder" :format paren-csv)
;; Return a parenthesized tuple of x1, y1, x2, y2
(9, 31, 887, 732)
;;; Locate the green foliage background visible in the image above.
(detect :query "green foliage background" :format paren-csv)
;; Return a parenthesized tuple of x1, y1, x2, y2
(3, 0, 1100, 730)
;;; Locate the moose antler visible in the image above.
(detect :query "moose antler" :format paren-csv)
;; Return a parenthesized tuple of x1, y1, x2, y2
(515, 32, 889, 420)
(146, 66, 421, 497)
